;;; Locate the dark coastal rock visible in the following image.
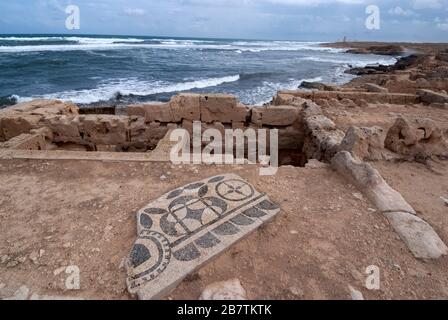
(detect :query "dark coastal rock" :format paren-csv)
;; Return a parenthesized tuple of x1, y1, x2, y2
(299, 81, 336, 91)
(345, 54, 424, 76)
(347, 45, 405, 56)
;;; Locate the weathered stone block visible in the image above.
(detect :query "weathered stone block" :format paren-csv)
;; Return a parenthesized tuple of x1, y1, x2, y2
(251, 105, 300, 126)
(1, 114, 42, 141)
(169, 93, 200, 122)
(5, 99, 79, 116)
(145, 103, 175, 123)
(80, 115, 129, 145)
(43, 115, 81, 143)
(417, 89, 448, 104)
(125, 105, 146, 118)
(200, 94, 249, 123)
(364, 83, 389, 93)
(0, 132, 46, 150)
(388, 94, 420, 105)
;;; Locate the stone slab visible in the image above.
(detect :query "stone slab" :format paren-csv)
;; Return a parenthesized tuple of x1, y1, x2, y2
(125, 174, 281, 300)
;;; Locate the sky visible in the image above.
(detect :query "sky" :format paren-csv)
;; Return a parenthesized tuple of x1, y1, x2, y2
(0, 0, 447, 42)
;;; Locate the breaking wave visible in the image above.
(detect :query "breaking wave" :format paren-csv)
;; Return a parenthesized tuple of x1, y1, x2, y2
(0, 36, 345, 53)
(300, 55, 397, 68)
(14, 75, 241, 104)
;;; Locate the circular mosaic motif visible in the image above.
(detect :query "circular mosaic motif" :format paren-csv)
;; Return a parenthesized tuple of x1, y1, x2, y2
(215, 179, 255, 202)
(128, 230, 171, 284)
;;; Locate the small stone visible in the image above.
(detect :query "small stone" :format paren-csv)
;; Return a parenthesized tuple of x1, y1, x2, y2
(160, 175, 167, 181)
(6, 260, 19, 268)
(199, 279, 247, 300)
(0, 255, 10, 264)
(4, 286, 30, 300)
(17, 256, 27, 263)
(39, 249, 45, 257)
(348, 285, 364, 300)
(441, 196, 448, 207)
(393, 263, 401, 270)
(289, 230, 299, 235)
(63, 243, 71, 248)
(352, 193, 364, 201)
(29, 251, 39, 263)
(289, 286, 304, 297)
(53, 266, 66, 276)
(118, 257, 126, 270)
(350, 269, 364, 282)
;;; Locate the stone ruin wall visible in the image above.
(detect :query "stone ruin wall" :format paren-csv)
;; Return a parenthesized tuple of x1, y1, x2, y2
(0, 94, 305, 153)
(1, 87, 447, 164)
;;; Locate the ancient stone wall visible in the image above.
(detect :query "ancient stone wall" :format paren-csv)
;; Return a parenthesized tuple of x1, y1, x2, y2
(0, 94, 305, 152)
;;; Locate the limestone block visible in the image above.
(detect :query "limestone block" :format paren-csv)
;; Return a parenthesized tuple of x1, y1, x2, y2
(417, 89, 448, 104)
(364, 83, 389, 93)
(169, 93, 200, 122)
(339, 126, 388, 160)
(251, 105, 300, 126)
(0, 114, 42, 141)
(144, 103, 175, 123)
(80, 115, 129, 145)
(125, 105, 146, 118)
(0, 133, 46, 150)
(200, 94, 249, 123)
(388, 94, 420, 105)
(5, 99, 78, 116)
(272, 93, 294, 106)
(43, 115, 81, 143)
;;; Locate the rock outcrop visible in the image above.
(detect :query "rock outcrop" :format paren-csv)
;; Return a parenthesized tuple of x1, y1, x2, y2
(385, 117, 448, 158)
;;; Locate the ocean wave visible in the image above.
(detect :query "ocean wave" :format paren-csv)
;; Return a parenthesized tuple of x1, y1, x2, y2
(0, 36, 145, 43)
(247, 76, 324, 106)
(300, 55, 397, 67)
(14, 75, 241, 104)
(0, 36, 344, 53)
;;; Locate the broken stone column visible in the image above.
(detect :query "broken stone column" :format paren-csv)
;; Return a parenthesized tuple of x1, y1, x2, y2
(331, 151, 448, 259)
(302, 102, 344, 161)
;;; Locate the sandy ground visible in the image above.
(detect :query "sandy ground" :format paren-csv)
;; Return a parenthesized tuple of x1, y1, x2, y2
(0, 159, 447, 300)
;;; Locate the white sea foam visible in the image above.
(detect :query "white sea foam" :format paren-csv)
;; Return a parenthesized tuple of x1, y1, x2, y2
(0, 36, 344, 53)
(15, 75, 240, 104)
(300, 55, 397, 67)
(0, 36, 145, 43)
(249, 76, 324, 106)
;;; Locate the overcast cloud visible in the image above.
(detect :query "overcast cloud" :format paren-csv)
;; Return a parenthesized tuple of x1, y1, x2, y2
(0, 0, 447, 41)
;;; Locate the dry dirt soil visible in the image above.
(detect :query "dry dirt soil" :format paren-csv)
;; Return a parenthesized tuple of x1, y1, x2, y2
(0, 159, 447, 300)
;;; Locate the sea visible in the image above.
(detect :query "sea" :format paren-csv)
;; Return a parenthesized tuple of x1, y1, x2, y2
(0, 34, 398, 108)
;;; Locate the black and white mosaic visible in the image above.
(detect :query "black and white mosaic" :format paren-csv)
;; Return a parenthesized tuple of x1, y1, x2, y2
(126, 174, 280, 299)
